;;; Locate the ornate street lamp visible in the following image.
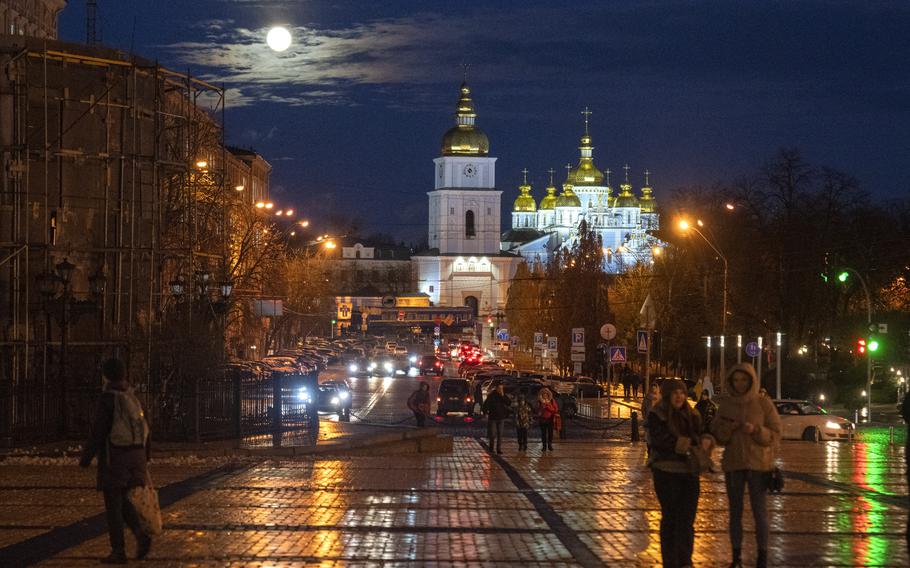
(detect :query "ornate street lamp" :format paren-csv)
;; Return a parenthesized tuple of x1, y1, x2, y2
(88, 266, 107, 298)
(169, 276, 186, 297)
(54, 257, 76, 286)
(194, 270, 211, 299)
(219, 281, 234, 300)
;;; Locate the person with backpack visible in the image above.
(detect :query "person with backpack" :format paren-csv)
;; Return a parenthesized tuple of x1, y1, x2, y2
(407, 382, 431, 427)
(512, 394, 532, 452)
(79, 358, 152, 564)
(711, 364, 781, 568)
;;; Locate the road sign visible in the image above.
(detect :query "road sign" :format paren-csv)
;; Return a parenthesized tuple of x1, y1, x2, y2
(573, 362, 583, 374)
(572, 328, 585, 346)
(497, 328, 509, 341)
(637, 330, 649, 354)
(745, 341, 761, 358)
(547, 337, 558, 350)
(534, 332, 544, 347)
(600, 323, 617, 340)
(337, 303, 353, 320)
(571, 353, 586, 362)
(609, 346, 627, 363)
(434, 326, 441, 335)
(510, 336, 520, 347)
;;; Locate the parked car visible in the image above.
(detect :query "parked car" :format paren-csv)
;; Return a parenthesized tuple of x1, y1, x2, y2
(316, 380, 352, 421)
(774, 399, 854, 441)
(436, 378, 474, 417)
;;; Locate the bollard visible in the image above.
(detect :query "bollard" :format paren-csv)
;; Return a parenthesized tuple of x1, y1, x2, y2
(889, 426, 894, 445)
(631, 411, 640, 442)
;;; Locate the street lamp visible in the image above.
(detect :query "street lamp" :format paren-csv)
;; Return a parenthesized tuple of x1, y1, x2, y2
(169, 276, 186, 297)
(679, 219, 729, 381)
(54, 257, 76, 286)
(836, 267, 874, 421)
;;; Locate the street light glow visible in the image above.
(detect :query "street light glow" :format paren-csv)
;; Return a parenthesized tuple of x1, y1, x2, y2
(285, 209, 293, 215)
(255, 202, 265, 209)
(725, 203, 735, 210)
(235, 185, 244, 191)
(195, 159, 208, 169)
(265, 202, 274, 210)
(299, 220, 309, 227)
(678, 219, 690, 231)
(324, 241, 336, 249)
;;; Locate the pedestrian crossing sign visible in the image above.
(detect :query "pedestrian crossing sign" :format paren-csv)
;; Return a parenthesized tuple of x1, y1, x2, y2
(610, 346, 626, 363)
(637, 330, 649, 354)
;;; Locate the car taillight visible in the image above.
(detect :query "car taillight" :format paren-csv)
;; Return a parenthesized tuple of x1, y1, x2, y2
(466, 397, 473, 403)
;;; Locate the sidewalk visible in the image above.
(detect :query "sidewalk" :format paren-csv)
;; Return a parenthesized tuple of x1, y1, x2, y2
(1, 436, 904, 566)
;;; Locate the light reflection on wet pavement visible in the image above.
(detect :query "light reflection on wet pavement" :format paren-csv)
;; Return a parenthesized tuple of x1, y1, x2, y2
(0, 434, 901, 567)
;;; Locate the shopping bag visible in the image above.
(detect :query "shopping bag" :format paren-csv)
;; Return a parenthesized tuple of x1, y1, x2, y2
(127, 474, 163, 535)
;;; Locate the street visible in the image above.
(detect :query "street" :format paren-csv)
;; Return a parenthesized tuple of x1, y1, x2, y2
(0, 363, 907, 566)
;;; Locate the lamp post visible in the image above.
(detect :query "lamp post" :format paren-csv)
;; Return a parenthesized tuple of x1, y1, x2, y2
(679, 219, 729, 378)
(838, 267, 873, 422)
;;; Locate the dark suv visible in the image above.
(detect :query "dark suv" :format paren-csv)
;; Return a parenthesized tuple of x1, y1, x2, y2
(436, 378, 474, 417)
(419, 355, 444, 376)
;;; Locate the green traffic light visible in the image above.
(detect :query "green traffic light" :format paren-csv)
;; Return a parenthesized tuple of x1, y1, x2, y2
(868, 339, 879, 352)
(837, 271, 849, 283)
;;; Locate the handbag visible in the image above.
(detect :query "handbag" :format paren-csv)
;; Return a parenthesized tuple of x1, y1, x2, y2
(128, 473, 163, 535)
(768, 467, 785, 493)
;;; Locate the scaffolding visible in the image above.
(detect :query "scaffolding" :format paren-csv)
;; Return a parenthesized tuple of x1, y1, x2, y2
(0, 37, 232, 442)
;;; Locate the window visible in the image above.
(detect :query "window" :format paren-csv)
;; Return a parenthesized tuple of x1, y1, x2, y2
(450, 207, 455, 215)
(487, 207, 491, 216)
(429, 285, 434, 293)
(355, 250, 361, 259)
(465, 210, 476, 238)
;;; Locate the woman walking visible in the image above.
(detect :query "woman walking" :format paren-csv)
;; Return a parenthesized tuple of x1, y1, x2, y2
(647, 378, 711, 568)
(512, 394, 532, 451)
(712, 364, 781, 568)
(407, 382, 431, 427)
(538, 388, 559, 451)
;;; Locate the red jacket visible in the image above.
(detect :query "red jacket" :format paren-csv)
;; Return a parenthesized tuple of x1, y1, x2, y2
(538, 400, 559, 422)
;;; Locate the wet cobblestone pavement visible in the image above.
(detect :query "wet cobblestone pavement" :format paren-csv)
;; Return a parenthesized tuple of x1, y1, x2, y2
(0, 436, 906, 566)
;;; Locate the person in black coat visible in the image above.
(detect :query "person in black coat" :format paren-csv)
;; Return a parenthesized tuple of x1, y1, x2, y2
(482, 384, 511, 454)
(80, 358, 151, 564)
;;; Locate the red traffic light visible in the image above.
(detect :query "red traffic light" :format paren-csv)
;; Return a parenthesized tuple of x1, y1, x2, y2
(856, 338, 867, 355)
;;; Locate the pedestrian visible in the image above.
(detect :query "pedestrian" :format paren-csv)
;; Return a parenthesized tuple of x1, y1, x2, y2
(702, 374, 715, 398)
(407, 382, 431, 427)
(512, 394, 532, 451)
(647, 378, 711, 568)
(758, 386, 769, 399)
(482, 384, 511, 454)
(695, 390, 718, 432)
(474, 380, 484, 414)
(631, 371, 642, 398)
(622, 367, 632, 400)
(538, 387, 559, 451)
(79, 358, 152, 564)
(642, 382, 661, 452)
(711, 364, 782, 568)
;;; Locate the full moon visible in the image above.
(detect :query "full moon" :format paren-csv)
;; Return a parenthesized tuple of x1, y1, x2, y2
(266, 27, 292, 52)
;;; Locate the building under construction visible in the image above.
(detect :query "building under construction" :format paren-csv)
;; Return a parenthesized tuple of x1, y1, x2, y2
(0, 4, 273, 443)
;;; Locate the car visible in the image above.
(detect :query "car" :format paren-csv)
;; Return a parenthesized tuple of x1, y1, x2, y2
(419, 355, 445, 376)
(773, 399, 854, 441)
(316, 380, 352, 421)
(394, 346, 408, 356)
(436, 378, 474, 416)
(385, 341, 398, 352)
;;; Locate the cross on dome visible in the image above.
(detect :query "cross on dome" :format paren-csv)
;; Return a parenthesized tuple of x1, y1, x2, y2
(581, 107, 593, 134)
(521, 168, 529, 184)
(605, 168, 612, 186)
(548, 168, 555, 185)
(644, 169, 651, 186)
(623, 164, 631, 183)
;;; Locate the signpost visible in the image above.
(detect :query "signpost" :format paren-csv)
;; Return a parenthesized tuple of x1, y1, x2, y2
(534, 332, 544, 347)
(639, 294, 657, 392)
(637, 330, 649, 353)
(570, 328, 585, 373)
(572, 328, 585, 346)
(547, 336, 558, 351)
(609, 346, 626, 363)
(600, 323, 617, 340)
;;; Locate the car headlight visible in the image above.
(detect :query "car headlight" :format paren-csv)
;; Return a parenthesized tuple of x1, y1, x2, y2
(339, 391, 349, 400)
(825, 420, 842, 430)
(349, 363, 358, 373)
(368, 363, 376, 371)
(331, 396, 340, 405)
(384, 362, 393, 372)
(409, 355, 417, 363)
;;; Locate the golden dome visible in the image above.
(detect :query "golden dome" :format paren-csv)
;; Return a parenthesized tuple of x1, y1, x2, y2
(566, 112, 604, 186)
(556, 183, 581, 208)
(639, 170, 656, 212)
(441, 82, 490, 156)
(539, 184, 557, 210)
(513, 171, 536, 212)
(614, 182, 639, 208)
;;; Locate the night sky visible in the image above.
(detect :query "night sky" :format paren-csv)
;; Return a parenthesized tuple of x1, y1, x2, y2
(58, 1, 910, 243)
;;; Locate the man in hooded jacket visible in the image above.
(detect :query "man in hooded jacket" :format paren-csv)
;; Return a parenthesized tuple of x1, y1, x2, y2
(711, 363, 781, 568)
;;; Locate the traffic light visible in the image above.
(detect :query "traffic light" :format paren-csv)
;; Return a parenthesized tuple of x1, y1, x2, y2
(487, 316, 493, 328)
(868, 338, 880, 353)
(856, 338, 867, 355)
(331, 319, 337, 325)
(837, 271, 849, 283)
